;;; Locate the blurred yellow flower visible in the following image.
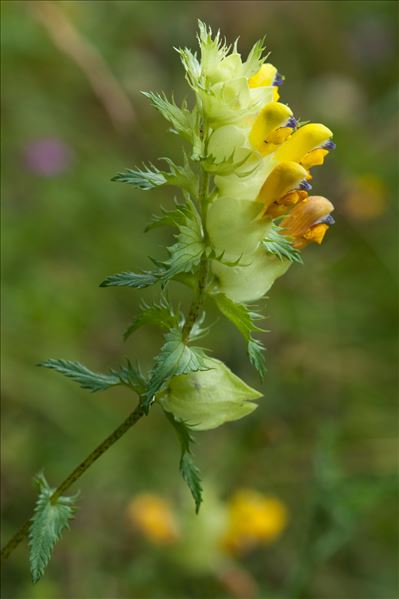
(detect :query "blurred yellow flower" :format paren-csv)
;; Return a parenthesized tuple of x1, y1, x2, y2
(127, 493, 180, 545)
(343, 174, 387, 220)
(222, 489, 288, 554)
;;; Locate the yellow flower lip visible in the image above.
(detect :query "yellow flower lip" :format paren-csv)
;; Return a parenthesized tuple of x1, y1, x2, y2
(281, 195, 334, 248)
(249, 102, 295, 155)
(258, 161, 310, 210)
(275, 123, 333, 163)
(248, 63, 278, 88)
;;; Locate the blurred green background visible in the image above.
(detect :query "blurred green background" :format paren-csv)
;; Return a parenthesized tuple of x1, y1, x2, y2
(1, 1, 398, 598)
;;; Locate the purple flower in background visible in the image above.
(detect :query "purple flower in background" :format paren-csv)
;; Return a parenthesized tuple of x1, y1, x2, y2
(22, 137, 73, 176)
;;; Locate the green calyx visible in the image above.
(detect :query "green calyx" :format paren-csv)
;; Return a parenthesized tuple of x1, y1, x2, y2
(160, 357, 262, 431)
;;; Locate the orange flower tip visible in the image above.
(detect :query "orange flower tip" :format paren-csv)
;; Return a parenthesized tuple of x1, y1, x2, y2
(281, 195, 335, 248)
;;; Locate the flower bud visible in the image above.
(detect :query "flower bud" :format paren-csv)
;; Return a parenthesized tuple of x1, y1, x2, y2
(160, 358, 262, 430)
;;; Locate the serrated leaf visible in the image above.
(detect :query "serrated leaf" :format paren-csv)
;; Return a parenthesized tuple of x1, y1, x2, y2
(111, 361, 148, 395)
(145, 200, 193, 232)
(112, 165, 166, 190)
(160, 199, 204, 281)
(124, 297, 180, 340)
(180, 453, 203, 514)
(38, 360, 122, 392)
(212, 293, 267, 379)
(112, 156, 198, 196)
(39, 359, 146, 394)
(141, 91, 197, 140)
(145, 328, 209, 412)
(164, 412, 203, 513)
(29, 474, 77, 583)
(243, 36, 268, 77)
(263, 225, 303, 264)
(248, 338, 267, 380)
(99, 270, 159, 288)
(175, 46, 202, 90)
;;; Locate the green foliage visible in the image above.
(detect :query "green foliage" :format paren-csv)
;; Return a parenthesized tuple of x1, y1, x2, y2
(29, 474, 77, 584)
(145, 328, 209, 412)
(212, 293, 267, 378)
(39, 359, 146, 394)
(160, 198, 204, 281)
(175, 47, 202, 90)
(243, 36, 267, 77)
(99, 270, 159, 288)
(112, 156, 198, 196)
(141, 91, 198, 141)
(124, 297, 180, 340)
(164, 412, 203, 513)
(111, 164, 166, 190)
(145, 200, 195, 232)
(263, 225, 303, 264)
(102, 201, 204, 290)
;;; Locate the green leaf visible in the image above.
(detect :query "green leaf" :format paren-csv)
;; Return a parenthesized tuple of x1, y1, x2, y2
(124, 297, 180, 340)
(212, 293, 267, 379)
(141, 91, 197, 140)
(39, 359, 146, 394)
(243, 36, 268, 77)
(29, 473, 77, 584)
(263, 225, 303, 264)
(99, 270, 159, 288)
(38, 360, 122, 392)
(145, 200, 193, 232)
(145, 328, 209, 412)
(164, 412, 203, 513)
(111, 361, 148, 395)
(180, 454, 203, 514)
(248, 338, 267, 380)
(112, 165, 166, 190)
(175, 46, 202, 90)
(112, 156, 198, 196)
(160, 199, 204, 281)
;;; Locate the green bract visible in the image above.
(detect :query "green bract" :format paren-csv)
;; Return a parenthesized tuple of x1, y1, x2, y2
(160, 358, 262, 431)
(212, 248, 291, 303)
(207, 197, 272, 260)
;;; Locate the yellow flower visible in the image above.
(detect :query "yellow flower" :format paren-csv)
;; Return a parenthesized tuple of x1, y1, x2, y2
(281, 195, 335, 248)
(127, 494, 179, 545)
(249, 63, 284, 100)
(222, 489, 288, 554)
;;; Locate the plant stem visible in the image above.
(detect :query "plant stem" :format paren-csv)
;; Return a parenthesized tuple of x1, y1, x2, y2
(182, 129, 210, 342)
(1, 401, 145, 562)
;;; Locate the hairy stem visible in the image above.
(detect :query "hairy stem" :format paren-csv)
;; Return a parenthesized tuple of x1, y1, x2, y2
(1, 401, 145, 561)
(182, 120, 211, 341)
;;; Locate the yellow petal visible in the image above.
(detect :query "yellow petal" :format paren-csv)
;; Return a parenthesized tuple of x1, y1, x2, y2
(257, 161, 309, 210)
(275, 123, 332, 163)
(248, 63, 277, 88)
(249, 102, 293, 155)
(303, 223, 329, 244)
(300, 148, 329, 169)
